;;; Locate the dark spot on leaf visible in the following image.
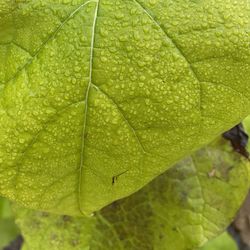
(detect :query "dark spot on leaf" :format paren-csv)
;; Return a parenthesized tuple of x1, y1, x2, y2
(71, 239, 80, 246)
(62, 215, 72, 223)
(40, 212, 49, 217)
(159, 234, 164, 239)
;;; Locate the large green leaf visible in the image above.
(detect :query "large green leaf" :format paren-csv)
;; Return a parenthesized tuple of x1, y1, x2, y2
(1, 0, 250, 215)
(14, 136, 250, 250)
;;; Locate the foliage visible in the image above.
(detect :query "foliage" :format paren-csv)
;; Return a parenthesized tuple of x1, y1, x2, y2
(0, 0, 249, 216)
(0, 197, 20, 249)
(0, 1, 250, 249)
(200, 233, 237, 250)
(13, 135, 250, 250)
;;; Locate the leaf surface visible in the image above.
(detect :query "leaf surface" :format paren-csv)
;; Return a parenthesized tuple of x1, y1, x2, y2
(14, 136, 250, 250)
(0, 0, 250, 215)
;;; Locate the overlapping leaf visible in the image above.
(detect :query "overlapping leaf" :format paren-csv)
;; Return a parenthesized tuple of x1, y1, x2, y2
(14, 135, 250, 250)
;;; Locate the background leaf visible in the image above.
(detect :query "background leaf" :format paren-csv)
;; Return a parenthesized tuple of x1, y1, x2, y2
(200, 233, 237, 250)
(0, 197, 20, 249)
(14, 135, 250, 250)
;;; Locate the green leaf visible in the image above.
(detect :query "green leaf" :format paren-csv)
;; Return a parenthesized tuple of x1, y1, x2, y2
(0, 197, 20, 249)
(200, 233, 237, 250)
(0, 196, 12, 218)
(14, 136, 250, 250)
(1, 0, 250, 215)
(15, 211, 95, 250)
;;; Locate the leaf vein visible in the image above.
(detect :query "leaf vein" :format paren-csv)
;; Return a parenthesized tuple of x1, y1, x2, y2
(2, 0, 95, 87)
(78, 0, 100, 215)
(132, 0, 202, 115)
(92, 83, 147, 153)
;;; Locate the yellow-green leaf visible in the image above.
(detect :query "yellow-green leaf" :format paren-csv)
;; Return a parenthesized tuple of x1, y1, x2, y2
(14, 136, 250, 250)
(1, 0, 250, 215)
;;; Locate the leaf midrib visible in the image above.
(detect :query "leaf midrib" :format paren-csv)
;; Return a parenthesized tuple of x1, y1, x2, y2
(78, 0, 100, 215)
(10, 1, 98, 204)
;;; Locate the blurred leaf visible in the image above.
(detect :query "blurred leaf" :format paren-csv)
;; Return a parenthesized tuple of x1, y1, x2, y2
(200, 233, 237, 250)
(0, 197, 12, 219)
(0, 197, 20, 249)
(14, 210, 95, 250)
(14, 135, 250, 250)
